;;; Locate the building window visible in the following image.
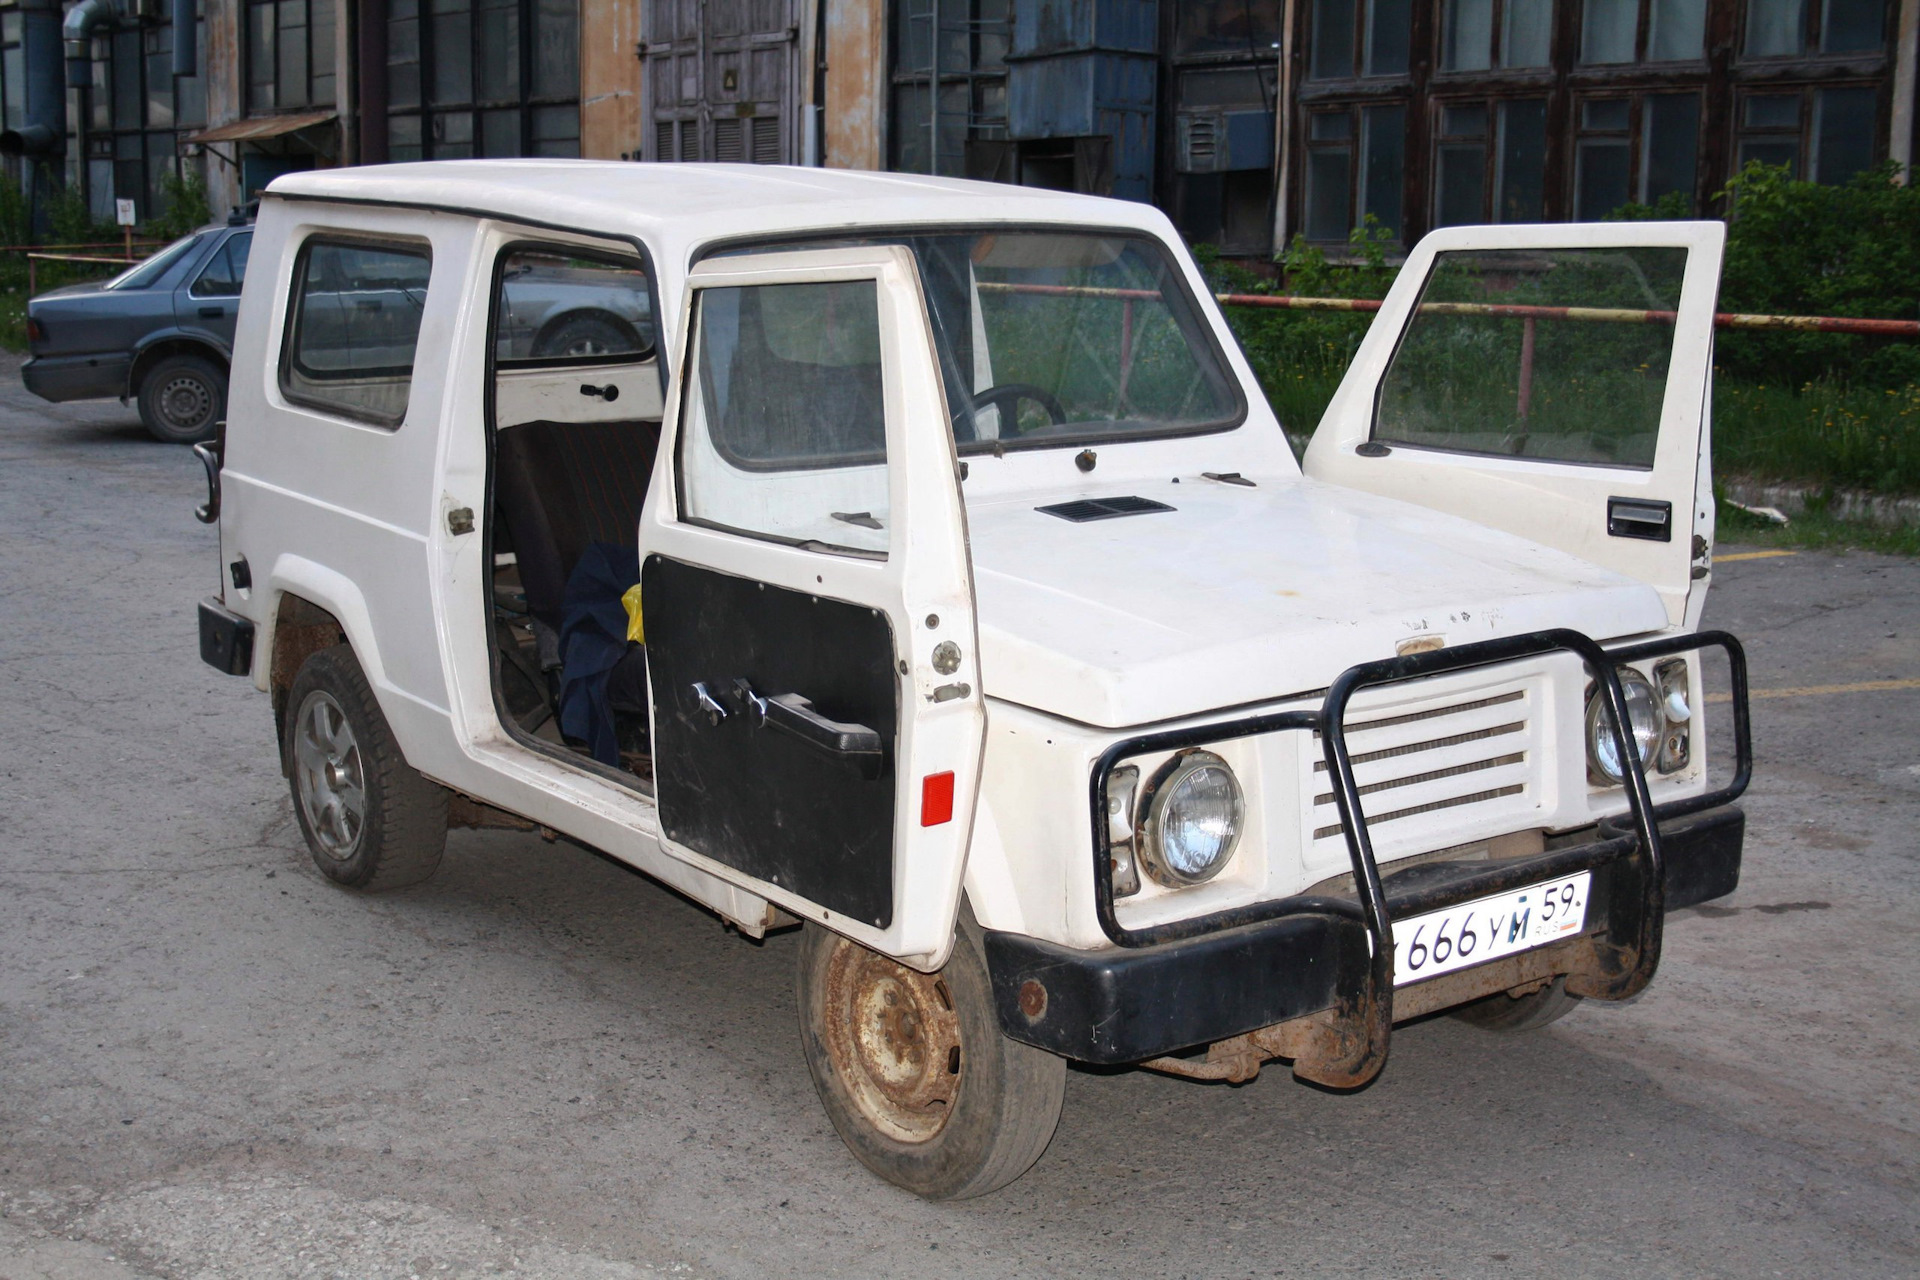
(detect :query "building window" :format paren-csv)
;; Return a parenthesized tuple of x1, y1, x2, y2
(387, 0, 579, 161)
(85, 11, 208, 223)
(1737, 85, 1879, 182)
(1310, 0, 1413, 79)
(1432, 98, 1547, 226)
(1744, 0, 1884, 58)
(888, 0, 1008, 177)
(1178, 0, 1285, 57)
(1573, 92, 1700, 217)
(1303, 103, 1406, 241)
(1581, 0, 1708, 65)
(244, 0, 337, 113)
(1441, 0, 1552, 72)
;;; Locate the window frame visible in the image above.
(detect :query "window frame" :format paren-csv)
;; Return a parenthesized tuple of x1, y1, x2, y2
(887, 0, 1011, 177)
(242, 0, 338, 115)
(694, 223, 1251, 458)
(1576, 0, 1712, 68)
(1437, 0, 1557, 75)
(277, 233, 436, 430)
(490, 242, 657, 372)
(1739, 0, 1888, 62)
(190, 230, 254, 299)
(1429, 95, 1551, 227)
(385, 0, 582, 162)
(1733, 81, 1883, 182)
(1366, 243, 1694, 472)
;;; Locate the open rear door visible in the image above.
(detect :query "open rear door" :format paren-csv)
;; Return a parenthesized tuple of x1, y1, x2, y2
(1303, 221, 1725, 627)
(640, 247, 983, 970)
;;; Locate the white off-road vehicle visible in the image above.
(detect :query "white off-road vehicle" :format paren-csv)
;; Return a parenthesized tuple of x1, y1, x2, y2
(196, 162, 1750, 1200)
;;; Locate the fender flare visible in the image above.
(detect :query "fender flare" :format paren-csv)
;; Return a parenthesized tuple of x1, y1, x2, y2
(124, 329, 232, 401)
(258, 555, 388, 698)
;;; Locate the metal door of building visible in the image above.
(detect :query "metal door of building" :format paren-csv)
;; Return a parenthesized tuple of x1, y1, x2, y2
(643, 0, 801, 164)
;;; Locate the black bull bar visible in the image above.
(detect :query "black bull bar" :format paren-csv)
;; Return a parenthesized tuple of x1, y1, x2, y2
(986, 628, 1751, 1086)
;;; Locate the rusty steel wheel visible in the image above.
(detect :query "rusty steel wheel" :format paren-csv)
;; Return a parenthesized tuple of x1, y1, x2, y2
(818, 938, 966, 1143)
(796, 912, 1065, 1200)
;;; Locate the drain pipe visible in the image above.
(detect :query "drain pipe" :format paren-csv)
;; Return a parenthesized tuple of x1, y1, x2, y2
(172, 0, 196, 76)
(1, 0, 68, 234)
(64, 0, 118, 89)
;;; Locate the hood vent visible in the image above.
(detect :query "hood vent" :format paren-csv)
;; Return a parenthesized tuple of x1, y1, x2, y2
(1037, 495, 1175, 523)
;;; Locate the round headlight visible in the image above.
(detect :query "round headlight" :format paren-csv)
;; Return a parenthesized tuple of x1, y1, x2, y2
(1138, 750, 1244, 888)
(1585, 667, 1661, 785)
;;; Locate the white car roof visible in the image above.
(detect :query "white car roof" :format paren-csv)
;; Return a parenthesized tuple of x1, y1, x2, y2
(264, 160, 1178, 263)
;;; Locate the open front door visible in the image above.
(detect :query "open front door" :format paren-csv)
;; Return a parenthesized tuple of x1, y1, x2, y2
(641, 247, 983, 970)
(1303, 221, 1725, 627)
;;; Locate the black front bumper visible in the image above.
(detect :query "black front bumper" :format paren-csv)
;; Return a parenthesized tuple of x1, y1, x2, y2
(985, 804, 1743, 1064)
(986, 625, 1752, 1075)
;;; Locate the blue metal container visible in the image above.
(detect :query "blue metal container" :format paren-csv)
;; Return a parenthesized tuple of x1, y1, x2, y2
(1010, 0, 1158, 57)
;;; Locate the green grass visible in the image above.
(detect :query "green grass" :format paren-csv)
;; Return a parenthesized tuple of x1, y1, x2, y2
(1714, 379, 1920, 494)
(1716, 494, 1920, 556)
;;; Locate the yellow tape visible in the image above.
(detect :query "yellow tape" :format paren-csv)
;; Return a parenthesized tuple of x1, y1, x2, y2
(1713, 550, 1798, 563)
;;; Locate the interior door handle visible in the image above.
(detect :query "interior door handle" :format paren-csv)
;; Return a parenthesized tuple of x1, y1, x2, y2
(733, 679, 883, 777)
(198, 305, 224, 318)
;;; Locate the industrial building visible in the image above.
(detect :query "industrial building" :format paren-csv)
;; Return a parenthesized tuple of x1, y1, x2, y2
(1, 0, 1913, 254)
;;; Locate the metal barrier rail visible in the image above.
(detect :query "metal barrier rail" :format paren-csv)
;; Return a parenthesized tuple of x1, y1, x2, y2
(25, 250, 143, 295)
(974, 280, 1920, 337)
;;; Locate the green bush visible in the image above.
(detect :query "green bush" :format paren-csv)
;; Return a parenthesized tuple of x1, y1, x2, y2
(1613, 161, 1920, 388)
(147, 167, 211, 240)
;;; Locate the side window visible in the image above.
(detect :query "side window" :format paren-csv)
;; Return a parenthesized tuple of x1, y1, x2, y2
(495, 249, 653, 364)
(677, 279, 888, 555)
(1373, 246, 1687, 468)
(190, 232, 253, 298)
(280, 238, 433, 427)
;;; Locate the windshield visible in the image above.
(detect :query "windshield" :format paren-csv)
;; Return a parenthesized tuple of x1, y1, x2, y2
(714, 230, 1244, 453)
(107, 232, 209, 290)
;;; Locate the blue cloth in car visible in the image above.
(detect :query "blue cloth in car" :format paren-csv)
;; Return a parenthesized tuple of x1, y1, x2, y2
(558, 541, 640, 766)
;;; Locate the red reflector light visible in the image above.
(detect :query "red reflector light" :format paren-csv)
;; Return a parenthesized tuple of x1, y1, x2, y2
(24, 317, 44, 343)
(920, 771, 955, 827)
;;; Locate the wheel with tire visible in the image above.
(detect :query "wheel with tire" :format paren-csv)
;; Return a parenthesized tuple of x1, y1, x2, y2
(285, 645, 448, 890)
(796, 911, 1066, 1200)
(1451, 975, 1581, 1032)
(532, 312, 638, 360)
(136, 353, 226, 444)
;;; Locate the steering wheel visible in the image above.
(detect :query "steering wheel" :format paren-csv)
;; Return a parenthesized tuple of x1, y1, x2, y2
(966, 383, 1067, 436)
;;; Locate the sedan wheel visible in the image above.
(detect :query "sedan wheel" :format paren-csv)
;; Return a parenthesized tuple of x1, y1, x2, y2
(136, 353, 226, 444)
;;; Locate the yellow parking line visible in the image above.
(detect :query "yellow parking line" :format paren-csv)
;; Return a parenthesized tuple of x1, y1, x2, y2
(1714, 550, 1799, 563)
(1708, 678, 1920, 703)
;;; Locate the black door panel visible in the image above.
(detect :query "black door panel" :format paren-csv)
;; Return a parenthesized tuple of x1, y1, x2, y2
(644, 554, 898, 929)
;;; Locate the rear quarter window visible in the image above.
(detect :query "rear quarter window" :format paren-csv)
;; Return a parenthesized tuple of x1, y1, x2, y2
(279, 237, 433, 427)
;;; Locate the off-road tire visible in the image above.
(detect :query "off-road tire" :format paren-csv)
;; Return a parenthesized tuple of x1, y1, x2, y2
(797, 911, 1066, 1200)
(1451, 975, 1581, 1032)
(285, 645, 448, 890)
(136, 353, 226, 444)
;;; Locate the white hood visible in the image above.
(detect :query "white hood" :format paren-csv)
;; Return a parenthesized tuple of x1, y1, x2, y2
(966, 477, 1669, 728)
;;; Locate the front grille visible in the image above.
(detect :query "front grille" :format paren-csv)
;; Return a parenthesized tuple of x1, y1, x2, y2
(1310, 688, 1535, 847)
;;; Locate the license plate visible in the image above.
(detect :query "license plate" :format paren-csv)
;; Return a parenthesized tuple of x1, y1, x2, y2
(1390, 871, 1591, 987)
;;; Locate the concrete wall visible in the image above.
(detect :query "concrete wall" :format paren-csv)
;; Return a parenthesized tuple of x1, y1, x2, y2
(582, 0, 644, 159)
(823, 0, 883, 170)
(204, 0, 243, 214)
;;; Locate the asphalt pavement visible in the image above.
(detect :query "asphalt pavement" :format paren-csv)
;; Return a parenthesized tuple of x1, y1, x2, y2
(1, 356, 1915, 1278)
